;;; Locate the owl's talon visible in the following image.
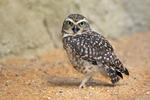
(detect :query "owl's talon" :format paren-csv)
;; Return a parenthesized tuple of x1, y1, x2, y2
(79, 84, 86, 89)
(79, 75, 92, 89)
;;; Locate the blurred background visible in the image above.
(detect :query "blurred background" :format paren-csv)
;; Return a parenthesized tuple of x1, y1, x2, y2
(0, 0, 150, 60)
(0, 1, 150, 100)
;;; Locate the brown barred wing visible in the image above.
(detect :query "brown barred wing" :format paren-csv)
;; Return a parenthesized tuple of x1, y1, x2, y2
(66, 31, 116, 66)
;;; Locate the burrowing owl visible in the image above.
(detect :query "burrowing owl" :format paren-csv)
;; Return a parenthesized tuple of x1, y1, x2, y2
(62, 14, 129, 88)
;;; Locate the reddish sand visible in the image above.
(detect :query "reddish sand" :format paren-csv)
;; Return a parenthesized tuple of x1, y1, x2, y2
(0, 32, 150, 100)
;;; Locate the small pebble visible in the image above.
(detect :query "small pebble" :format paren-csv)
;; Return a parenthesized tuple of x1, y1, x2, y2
(89, 86, 94, 90)
(47, 96, 51, 100)
(5, 83, 8, 86)
(134, 77, 136, 80)
(146, 91, 150, 95)
(88, 92, 92, 96)
(116, 88, 120, 91)
(59, 89, 63, 93)
(15, 74, 19, 77)
(28, 83, 31, 85)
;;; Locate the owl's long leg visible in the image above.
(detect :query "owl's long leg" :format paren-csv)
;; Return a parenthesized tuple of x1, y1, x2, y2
(79, 74, 92, 88)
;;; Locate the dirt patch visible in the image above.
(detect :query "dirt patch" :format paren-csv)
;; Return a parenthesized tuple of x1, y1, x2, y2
(0, 32, 150, 100)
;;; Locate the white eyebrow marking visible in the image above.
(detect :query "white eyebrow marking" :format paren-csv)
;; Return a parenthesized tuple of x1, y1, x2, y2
(65, 18, 76, 24)
(65, 18, 88, 25)
(76, 18, 88, 24)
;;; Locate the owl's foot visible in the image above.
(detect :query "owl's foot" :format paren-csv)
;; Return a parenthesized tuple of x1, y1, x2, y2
(79, 84, 86, 89)
(79, 74, 92, 89)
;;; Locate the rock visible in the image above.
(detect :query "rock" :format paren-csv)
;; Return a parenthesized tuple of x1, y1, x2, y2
(0, 0, 150, 60)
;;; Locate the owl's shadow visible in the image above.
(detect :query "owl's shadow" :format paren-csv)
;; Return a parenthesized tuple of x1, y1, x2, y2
(45, 76, 117, 87)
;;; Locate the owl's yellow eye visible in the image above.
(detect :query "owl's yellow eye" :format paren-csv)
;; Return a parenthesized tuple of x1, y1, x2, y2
(67, 21, 73, 26)
(79, 21, 85, 27)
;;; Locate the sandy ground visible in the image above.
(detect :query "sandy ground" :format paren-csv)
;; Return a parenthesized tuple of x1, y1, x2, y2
(0, 32, 150, 100)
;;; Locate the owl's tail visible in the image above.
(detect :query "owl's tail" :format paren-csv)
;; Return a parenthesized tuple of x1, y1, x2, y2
(113, 58, 129, 76)
(105, 67, 120, 84)
(103, 58, 129, 84)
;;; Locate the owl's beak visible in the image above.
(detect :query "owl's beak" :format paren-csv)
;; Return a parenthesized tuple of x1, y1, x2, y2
(72, 25, 80, 33)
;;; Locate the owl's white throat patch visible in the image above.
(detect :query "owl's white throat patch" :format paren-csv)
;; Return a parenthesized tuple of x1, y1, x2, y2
(63, 33, 73, 37)
(76, 32, 82, 35)
(63, 32, 82, 38)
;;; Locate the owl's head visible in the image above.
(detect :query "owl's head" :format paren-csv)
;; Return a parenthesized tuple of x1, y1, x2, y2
(62, 14, 91, 36)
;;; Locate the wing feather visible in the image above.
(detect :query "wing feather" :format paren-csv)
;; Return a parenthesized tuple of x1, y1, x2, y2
(66, 31, 116, 64)
(63, 31, 129, 76)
